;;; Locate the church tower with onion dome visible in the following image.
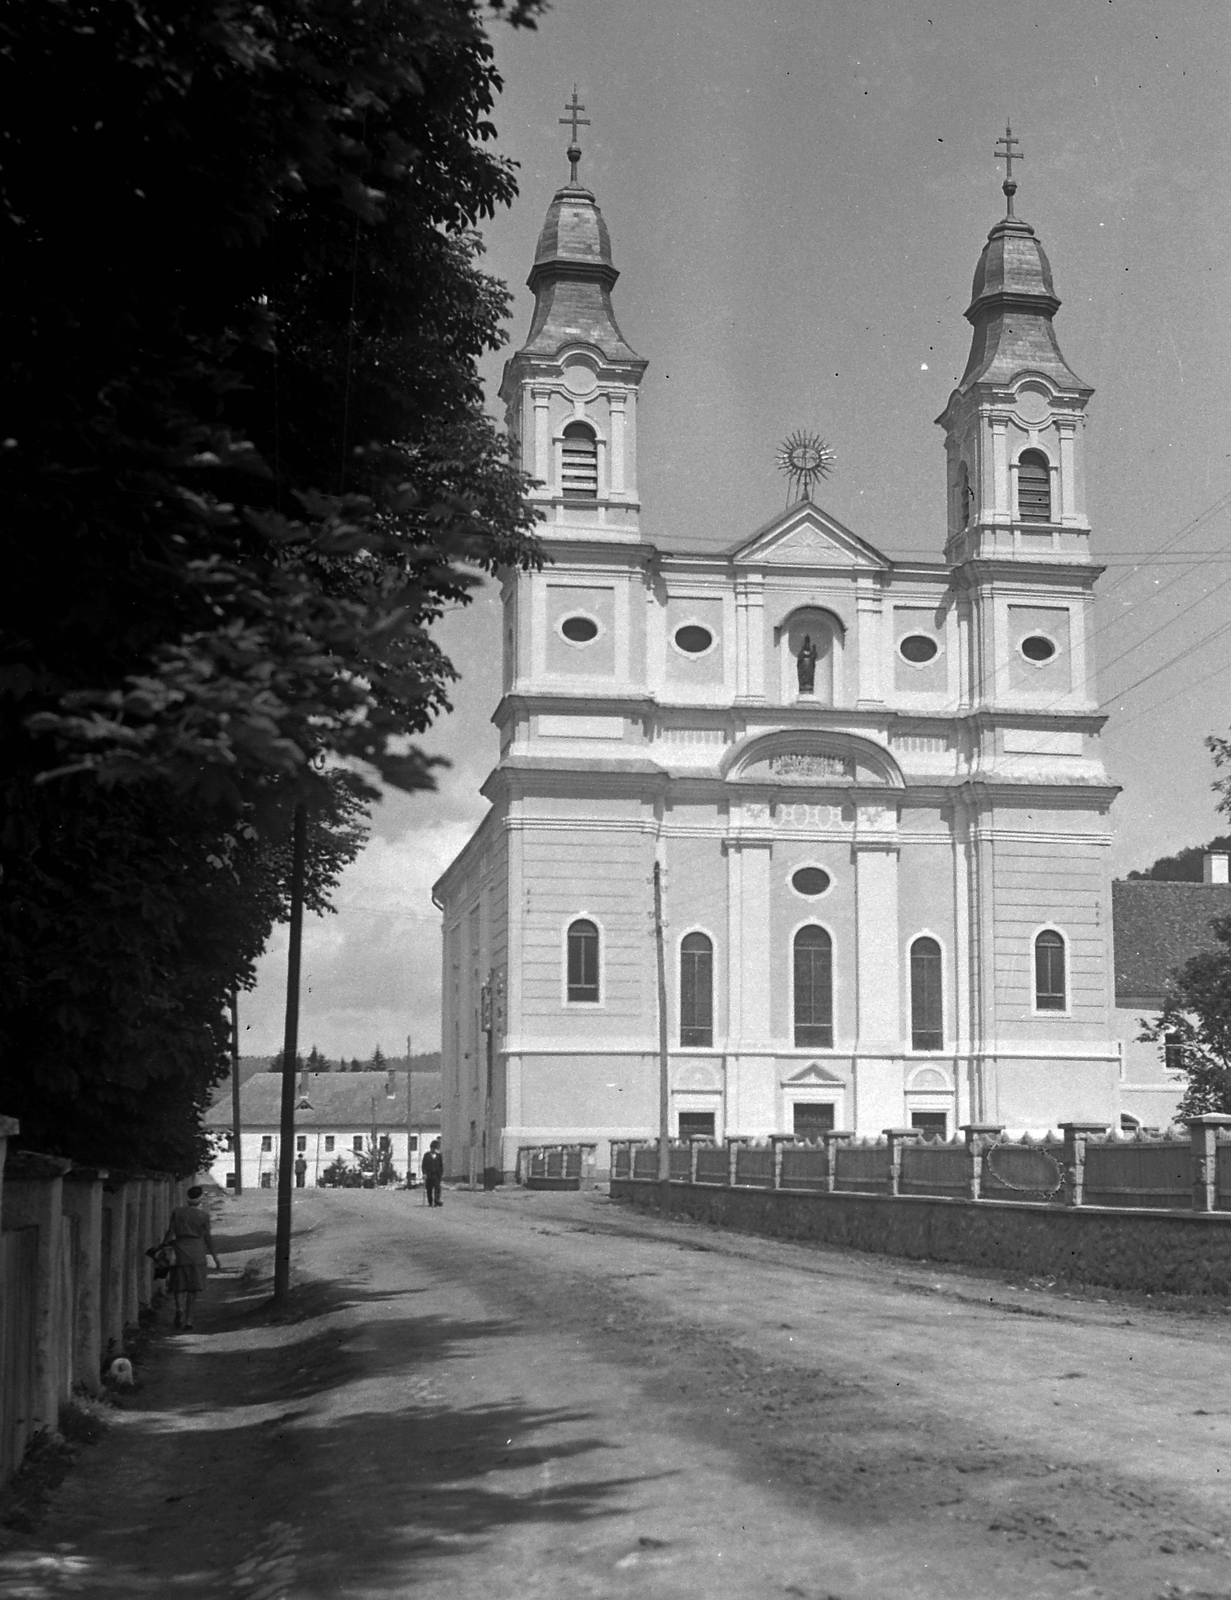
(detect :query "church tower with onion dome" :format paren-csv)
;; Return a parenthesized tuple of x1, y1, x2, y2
(498, 90, 647, 543)
(936, 125, 1094, 566)
(435, 115, 1138, 1188)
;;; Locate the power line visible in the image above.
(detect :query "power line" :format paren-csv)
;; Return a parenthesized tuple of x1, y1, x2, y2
(1109, 655, 1231, 734)
(1099, 614, 1231, 711)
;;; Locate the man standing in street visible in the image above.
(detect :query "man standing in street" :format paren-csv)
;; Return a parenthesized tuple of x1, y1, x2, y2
(422, 1138, 443, 1207)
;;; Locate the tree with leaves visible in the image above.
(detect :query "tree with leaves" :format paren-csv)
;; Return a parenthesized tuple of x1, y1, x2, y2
(1141, 917, 1231, 1118)
(1, 0, 543, 1171)
(1137, 737, 1231, 1117)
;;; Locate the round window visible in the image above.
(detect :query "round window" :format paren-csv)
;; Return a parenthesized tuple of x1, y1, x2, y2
(674, 624, 713, 654)
(561, 615, 598, 644)
(899, 634, 939, 665)
(791, 867, 831, 897)
(1020, 635, 1056, 663)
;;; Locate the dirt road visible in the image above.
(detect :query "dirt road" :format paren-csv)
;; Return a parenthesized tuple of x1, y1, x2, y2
(3, 1185, 1231, 1599)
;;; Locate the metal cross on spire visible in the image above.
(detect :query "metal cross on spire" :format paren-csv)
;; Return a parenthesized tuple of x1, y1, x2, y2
(560, 87, 590, 185)
(994, 122, 1024, 217)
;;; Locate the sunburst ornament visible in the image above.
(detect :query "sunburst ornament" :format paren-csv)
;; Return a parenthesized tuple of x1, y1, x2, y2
(775, 430, 837, 505)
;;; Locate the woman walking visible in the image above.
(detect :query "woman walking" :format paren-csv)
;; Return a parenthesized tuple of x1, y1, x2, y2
(162, 1186, 222, 1330)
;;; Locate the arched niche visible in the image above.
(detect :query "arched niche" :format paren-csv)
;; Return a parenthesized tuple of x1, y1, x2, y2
(773, 607, 845, 705)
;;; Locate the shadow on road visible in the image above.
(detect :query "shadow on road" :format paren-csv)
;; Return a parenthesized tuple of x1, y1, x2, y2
(0, 1262, 658, 1598)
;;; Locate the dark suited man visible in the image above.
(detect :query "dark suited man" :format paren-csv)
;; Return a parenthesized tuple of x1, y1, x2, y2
(422, 1139, 444, 1207)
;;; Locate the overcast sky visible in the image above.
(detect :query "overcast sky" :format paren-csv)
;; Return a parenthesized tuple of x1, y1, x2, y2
(238, 0, 1231, 1060)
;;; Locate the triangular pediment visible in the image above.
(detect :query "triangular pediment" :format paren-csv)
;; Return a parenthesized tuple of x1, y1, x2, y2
(781, 1062, 848, 1087)
(729, 501, 890, 570)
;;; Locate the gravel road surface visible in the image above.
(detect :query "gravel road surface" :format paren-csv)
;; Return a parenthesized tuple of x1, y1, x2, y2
(2, 1185, 1231, 1599)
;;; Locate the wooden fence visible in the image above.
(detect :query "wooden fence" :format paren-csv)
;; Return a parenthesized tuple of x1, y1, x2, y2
(611, 1117, 1231, 1213)
(1, 1146, 180, 1487)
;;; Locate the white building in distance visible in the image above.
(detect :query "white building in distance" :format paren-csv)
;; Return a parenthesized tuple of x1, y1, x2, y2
(204, 1071, 440, 1188)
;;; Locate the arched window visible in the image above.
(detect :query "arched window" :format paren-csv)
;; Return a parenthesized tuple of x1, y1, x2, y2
(1017, 449, 1051, 522)
(680, 933, 713, 1047)
(910, 937, 943, 1051)
(561, 422, 598, 500)
(794, 926, 833, 1048)
(567, 919, 599, 1003)
(1034, 929, 1066, 1011)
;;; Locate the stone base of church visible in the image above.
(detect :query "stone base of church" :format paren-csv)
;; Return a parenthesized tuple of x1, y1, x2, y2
(495, 1045, 1123, 1182)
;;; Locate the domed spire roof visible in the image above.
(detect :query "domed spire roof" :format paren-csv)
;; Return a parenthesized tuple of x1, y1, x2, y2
(954, 127, 1088, 395)
(528, 183, 617, 293)
(516, 92, 641, 364)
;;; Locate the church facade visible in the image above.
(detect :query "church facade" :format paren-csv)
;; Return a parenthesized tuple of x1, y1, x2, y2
(434, 137, 1122, 1183)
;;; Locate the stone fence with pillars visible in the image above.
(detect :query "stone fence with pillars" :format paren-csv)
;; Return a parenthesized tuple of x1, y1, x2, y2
(0, 1118, 184, 1486)
(610, 1116, 1231, 1299)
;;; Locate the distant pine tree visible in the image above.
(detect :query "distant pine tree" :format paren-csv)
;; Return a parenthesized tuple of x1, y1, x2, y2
(370, 1044, 387, 1068)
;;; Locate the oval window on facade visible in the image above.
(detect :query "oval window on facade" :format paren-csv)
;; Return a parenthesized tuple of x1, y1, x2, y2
(1020, 634, 1056, 663)
(791, 866, 831, 897)
(899, 634, 939, 665)
(674, 624, 713, 655)
(560, 614, 599, 644)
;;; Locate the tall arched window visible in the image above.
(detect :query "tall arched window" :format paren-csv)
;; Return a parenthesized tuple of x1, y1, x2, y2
(561, 422, 598, 499)
(1034, 929, 1066, 1011)
(1017, 449, 1051, 522)
(680, 933, 713, 1047)
(567, 919, 599, 1003)
(910, 937, 943, 1051)
(794, 926, 833, 1048)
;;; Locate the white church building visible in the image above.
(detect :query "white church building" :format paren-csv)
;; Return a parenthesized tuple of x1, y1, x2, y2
(435, 130, 1125, 1183)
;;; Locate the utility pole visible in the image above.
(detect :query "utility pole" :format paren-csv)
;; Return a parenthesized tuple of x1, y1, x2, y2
(653, 860, 671, 1211)
(273, 802, 306, 1305)
(229, 987, 243, 1195)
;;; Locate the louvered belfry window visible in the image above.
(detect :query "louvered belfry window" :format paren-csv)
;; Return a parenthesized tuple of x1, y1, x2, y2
(1017, 449, 1051, 522)
(561, 422, 599, 499)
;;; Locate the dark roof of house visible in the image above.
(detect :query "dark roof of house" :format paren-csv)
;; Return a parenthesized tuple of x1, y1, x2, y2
(203, 1072, 441, 1130)
(1112, 880, 1231, 1002)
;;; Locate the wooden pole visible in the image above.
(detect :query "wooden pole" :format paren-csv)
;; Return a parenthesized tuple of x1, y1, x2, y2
(229, 988, 243, 1195)
(273, 802, 306, 1305)
(653, 861, 670, 1207)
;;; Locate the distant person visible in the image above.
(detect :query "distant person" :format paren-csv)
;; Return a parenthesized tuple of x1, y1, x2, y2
(162, 1186, 222, 1330)
(422, 1139, 443, 1207)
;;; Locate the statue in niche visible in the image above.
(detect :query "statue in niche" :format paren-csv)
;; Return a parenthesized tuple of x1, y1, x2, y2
(796, 634, 818, 694)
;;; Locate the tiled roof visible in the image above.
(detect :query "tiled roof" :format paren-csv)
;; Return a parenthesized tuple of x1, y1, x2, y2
(1112, 881, 1231, 1002)
(203, 1071, 441, 1130)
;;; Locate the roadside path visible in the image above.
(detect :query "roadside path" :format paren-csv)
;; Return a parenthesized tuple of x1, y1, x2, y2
(2, 1186, 1231, 1598)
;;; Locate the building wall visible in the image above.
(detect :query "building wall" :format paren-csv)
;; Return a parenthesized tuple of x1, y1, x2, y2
(207, 1125, 414, 1189)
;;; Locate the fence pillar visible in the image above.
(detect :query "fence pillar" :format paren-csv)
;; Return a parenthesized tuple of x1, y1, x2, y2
(99, 1183, 127, 1361)
(1186, 1114, 1231, 1212)
(1059, 1122, 1109, 1208)
(961, 1124, 1004, 1201)
(772, 1142, 784, 1190)
(2, 1154, 72, 1440)
(883, 1129, 920, 1197)
(727, 1140, 741, 1187)
(689, 1143, 700, 1184)
(61, 1170, 106, 1396)
(122, 1183, 141, 1331)
(821, 1131, 854, 1192)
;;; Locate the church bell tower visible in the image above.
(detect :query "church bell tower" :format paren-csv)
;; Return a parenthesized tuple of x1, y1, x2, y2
(936, 125, 1094, 565)
(499, 91, 648, 543)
